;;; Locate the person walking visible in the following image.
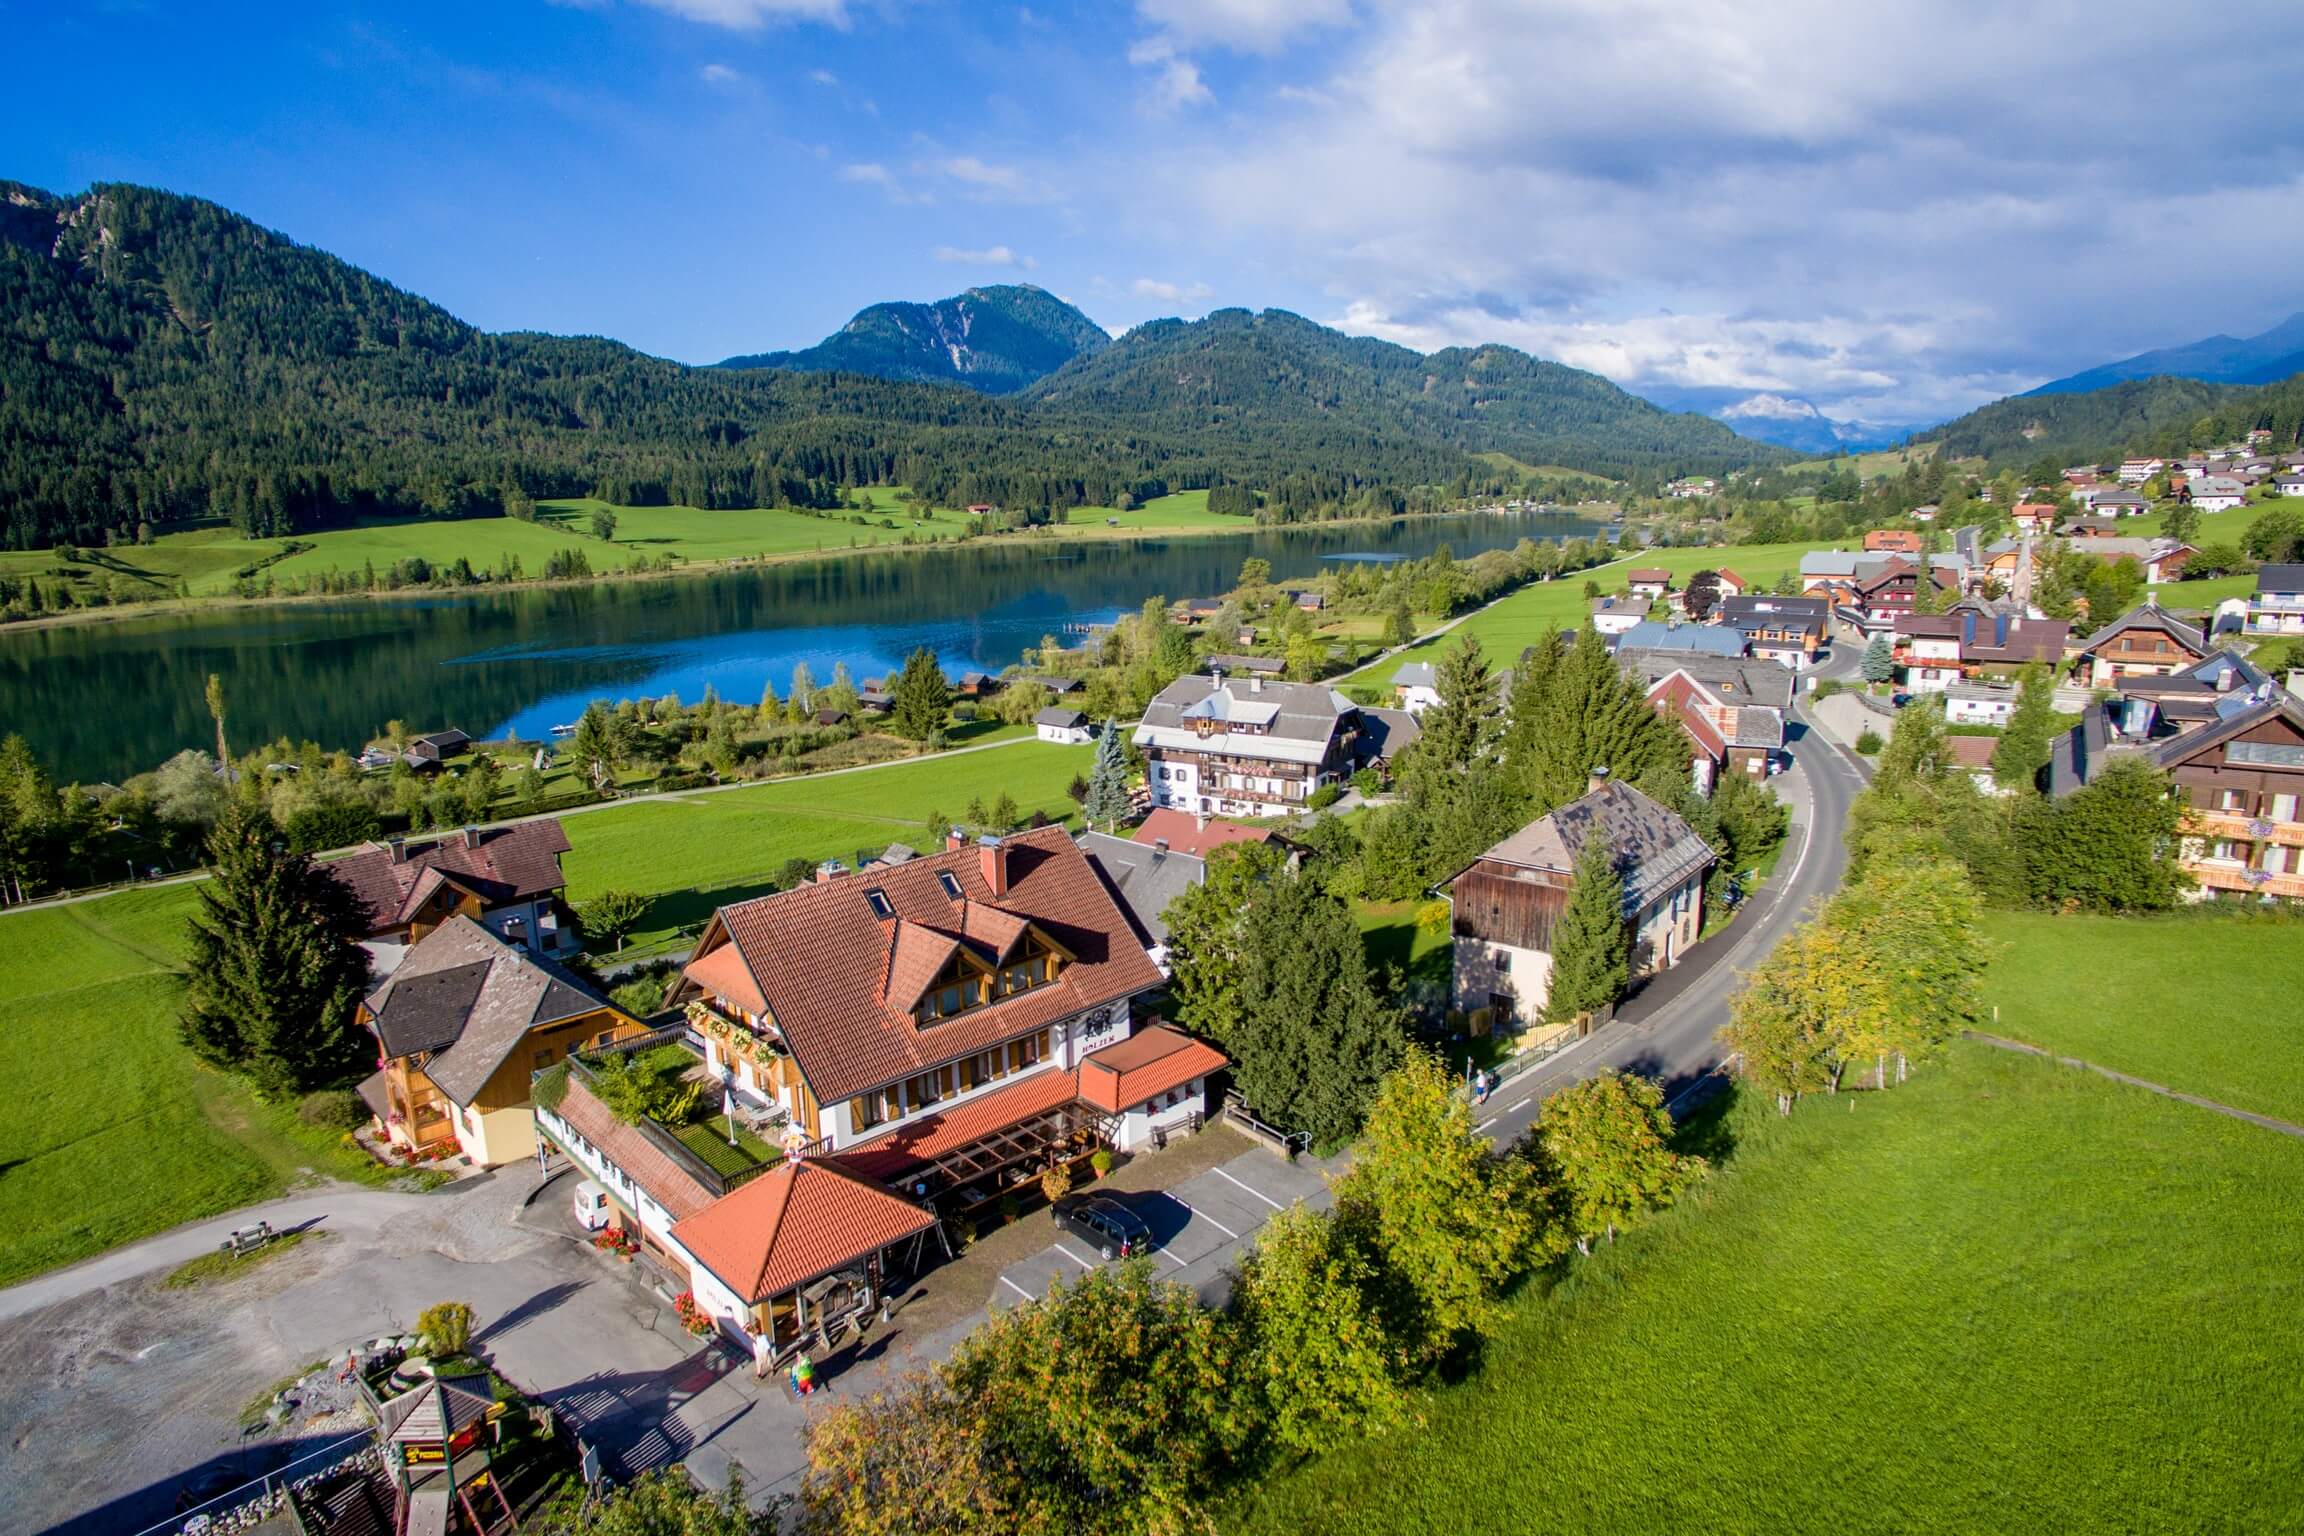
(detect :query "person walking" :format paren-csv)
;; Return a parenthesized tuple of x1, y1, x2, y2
(1473, 1068, 1492, 1105)
(748, 1324, 772, 1382)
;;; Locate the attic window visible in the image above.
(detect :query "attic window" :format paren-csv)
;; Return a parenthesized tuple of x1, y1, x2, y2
(937, 871, 965, 901)
(865, 888, 894, 920)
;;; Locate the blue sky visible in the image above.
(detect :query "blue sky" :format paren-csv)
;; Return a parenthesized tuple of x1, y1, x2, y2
(7, 0, 2302, 428)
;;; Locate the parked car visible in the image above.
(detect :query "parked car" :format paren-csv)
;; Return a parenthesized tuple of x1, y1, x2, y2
(1054, 1195, 1151, 1260)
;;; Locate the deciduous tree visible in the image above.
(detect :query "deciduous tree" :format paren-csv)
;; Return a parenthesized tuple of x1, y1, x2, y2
(1336, 1048, 1561, 1361)
(1536, 1070, 1699, 1252)
(1990, 661, 2057, 793)
(1231, 1203, 1408, 1456)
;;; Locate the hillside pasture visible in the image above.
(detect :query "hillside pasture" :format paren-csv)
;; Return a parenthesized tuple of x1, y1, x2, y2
(1231, 1043, 2304, 1534)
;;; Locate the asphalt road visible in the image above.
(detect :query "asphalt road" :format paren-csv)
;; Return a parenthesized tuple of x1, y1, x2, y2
(1469, 654, 1869, 1148)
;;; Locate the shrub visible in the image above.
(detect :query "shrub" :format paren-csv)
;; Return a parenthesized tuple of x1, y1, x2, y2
(417, 1301, 476, 1357)
(1041, 1162, 1074, 1203)
(1812, 677, 1844, 699)
(1090, 1148, 1114, 1180)
(1856, 729, 1885, 755)
(1307, 784, 1344, 811)
(296, 1089, 368, 1130)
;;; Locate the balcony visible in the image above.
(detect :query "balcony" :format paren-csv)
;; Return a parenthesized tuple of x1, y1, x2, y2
(2185, 809, 2304, 850)
(2188, 861, 2304, 901)
(553, 1027, 818, 1197)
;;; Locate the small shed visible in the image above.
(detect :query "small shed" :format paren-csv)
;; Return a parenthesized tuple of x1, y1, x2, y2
(1034, 707, 1093, 745)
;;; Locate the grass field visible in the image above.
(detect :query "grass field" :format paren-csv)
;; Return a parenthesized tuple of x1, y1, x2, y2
(0, 740, 1091, 1284)
(1230, 1042, 2304, 1534)
(1983, 910, 2304, 1124)
(1346, 540, 1826, 683)
(0, 887, 398, 1287)
(1784, 441, 1947, 478)
(556, 738, 1093, 950)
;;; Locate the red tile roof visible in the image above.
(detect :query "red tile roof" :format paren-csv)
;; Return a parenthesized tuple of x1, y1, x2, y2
(324, 820, 572, 936)
(685, 825, 1160, 1106)
(552, 1074, 716, 1222)
(1947, 735, 1997, 770)
(836, 1065, 1085, 1184)
(1130, 808, 1273, 860)
(671, 1157, 937, 1304)
(1078, 1025, 1227, 1113)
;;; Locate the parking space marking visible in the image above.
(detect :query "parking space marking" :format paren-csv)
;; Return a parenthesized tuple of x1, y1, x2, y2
(998, 1274, 1037, 1302)
(1176, 1198, 1240, 1241)
(1476, 1116, 1498, 1133)
(1150, 1243, 1189, 1268)
(1212, 1166, 1286, 1211)
(1053, 1244, 1098, 1271)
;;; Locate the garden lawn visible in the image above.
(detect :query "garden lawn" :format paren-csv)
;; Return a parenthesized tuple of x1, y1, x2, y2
(556, 739, 1094, 951)
(0, 887, 401, 1286)
(1347, 540, 1828, 683)
(1983, 909, 2304, 1125)
(1230, 1042, 2304, 1535)
(2148, 572, 2258, 608)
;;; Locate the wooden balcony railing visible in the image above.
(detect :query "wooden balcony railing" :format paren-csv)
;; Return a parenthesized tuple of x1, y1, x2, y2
(2185, 809, 2304, 850)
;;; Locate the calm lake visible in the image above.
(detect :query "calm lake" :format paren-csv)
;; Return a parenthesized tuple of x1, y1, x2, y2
(0, 510, 1608, 783)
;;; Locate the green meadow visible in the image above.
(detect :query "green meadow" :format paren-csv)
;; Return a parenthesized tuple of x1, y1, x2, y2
(1230, 1043, 2304, 1534)
(0, 739, 1092, 1283)
(1346, 539, 1827, 683)
(1983, 910, 2304, 1124)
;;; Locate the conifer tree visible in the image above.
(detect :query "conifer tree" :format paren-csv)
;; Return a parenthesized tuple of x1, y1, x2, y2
(1545, 831, 1630, 1026)
(1080, 720, 1133, 830)
(1860, 634, 1895, 683)
(1990, 661, 2057, 793)
(889, 647, 951, 741)
(181, 798, 370, 1095)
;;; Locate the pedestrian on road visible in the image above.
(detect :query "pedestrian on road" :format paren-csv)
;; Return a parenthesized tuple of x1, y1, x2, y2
(1473, 1068, 1492, 1105)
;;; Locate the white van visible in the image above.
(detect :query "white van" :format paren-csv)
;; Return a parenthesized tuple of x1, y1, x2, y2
(572, 1179, 611, 1232)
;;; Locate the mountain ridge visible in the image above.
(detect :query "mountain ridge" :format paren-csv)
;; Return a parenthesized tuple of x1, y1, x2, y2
(715, 284, 1108, 395)
(2023, 311, 2304, 397)
(0, 179, 1787, 551)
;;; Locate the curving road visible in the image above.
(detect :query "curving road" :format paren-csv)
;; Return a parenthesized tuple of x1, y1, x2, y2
(1470, 653, 1869, 1146)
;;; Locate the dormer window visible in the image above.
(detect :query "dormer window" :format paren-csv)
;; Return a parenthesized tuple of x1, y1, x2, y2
(865, 888, 894, 919)
(937, 871, 964, 901)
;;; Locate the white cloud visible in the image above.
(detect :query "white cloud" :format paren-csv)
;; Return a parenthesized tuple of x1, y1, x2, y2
(838, 161, 926, 203)
(914, 155, 1058, 204)
(807, 67, 838, 85)
(1136, 0, 1354, 54)
(933, 244, 1036, 269)
(1133, 277, 1215, 303)
(697, 62, 744, 85)
(1108, 0, 2304, 424)
(1126, 34, 1215, 111)
(628, 0, 848, 27)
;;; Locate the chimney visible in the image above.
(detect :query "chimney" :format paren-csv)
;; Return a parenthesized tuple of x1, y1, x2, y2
(1152, 837, 1169, 858)
(1195, 811, 1208, 833)
(462, 826, 483, 851)
(945, 826, 967, 853)
(388, 836, 408, 865)
(815, 859, 843, 884)
(1587, 765, 1612, 797)
(979, 834, 1008, 899)
(1248, 672, 1262, 693)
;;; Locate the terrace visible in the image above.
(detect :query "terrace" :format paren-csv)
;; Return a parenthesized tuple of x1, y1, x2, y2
(549, 1026, 813, 1199)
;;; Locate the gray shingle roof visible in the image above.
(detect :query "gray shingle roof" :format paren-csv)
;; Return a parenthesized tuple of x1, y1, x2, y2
(1456, 781, 1716, 915)
(1615, 648, 1795, 709)
(2071, 604, 2207, 657)
(1078, 831, 1207, 947)
(362, 916, 615, 1105)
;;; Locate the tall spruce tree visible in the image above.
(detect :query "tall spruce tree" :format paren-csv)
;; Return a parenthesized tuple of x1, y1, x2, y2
(1990, 662, 2057, 793)
(1545, 831, 1630, 1026)
(889, 647, 951, 740)
(1080, 719, 1133, 830)
(1505, 625, 1684, 815)
(181, 798, 371, 1095)
(1860, 634, 1895, 684)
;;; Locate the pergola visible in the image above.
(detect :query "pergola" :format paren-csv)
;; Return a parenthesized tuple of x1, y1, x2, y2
(921, 1101, 1117, 1207)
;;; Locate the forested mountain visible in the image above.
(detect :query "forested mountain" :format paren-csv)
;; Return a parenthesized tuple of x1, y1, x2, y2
(2024, 311, 2304, 396)
(0, 181, 1783, 550)
(715, 285, 1109, 394)
(1025, 308, 1783, 480)
(1920, 376, 2244, 464)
